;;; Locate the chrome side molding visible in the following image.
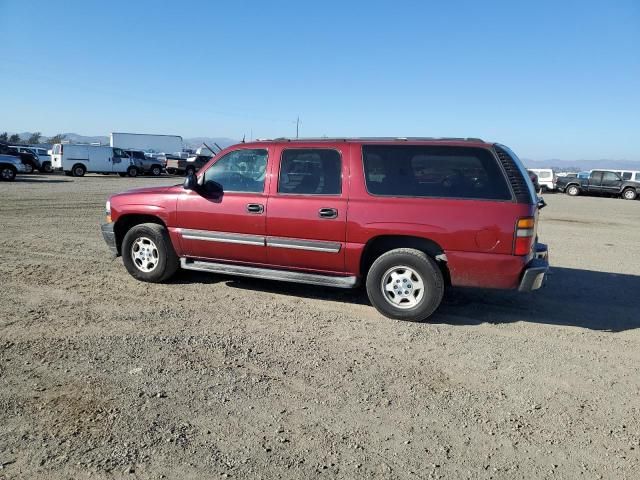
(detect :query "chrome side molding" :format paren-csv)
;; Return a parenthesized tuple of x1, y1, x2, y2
(180, 258, 358, 289)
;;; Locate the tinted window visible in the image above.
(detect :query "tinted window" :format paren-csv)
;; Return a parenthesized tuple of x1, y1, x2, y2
(621, 172, 632, 180)
(203, 148, 267, 193)
(278, 149, 341, 195)
(602, 172, 620, 182)
(363, 145, 512, 200)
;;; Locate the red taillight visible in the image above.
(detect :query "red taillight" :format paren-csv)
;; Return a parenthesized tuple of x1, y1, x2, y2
(514, 217, 535, 255)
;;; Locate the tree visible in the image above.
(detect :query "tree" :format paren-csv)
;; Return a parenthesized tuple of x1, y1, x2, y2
(27, 132, 41, 144)
(8, 134, 20, 143)
(0, 132, 7, 142)
(48, 133, 66, 144)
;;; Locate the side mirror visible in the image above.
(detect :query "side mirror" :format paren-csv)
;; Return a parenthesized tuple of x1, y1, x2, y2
(202, 179, 223, 197)
(183, 173, 198, 191)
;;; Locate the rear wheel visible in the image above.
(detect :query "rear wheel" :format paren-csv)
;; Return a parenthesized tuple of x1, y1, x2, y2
(185, 166, 195, 176)
(121, 223, 179, 282)
(72, 164, 86, 177)
(566, 185, 580, 196)
(622, 188, 637, 200)
(150, 165, 162, 176)
(0, 165, 17, 181)
(366, 248, 444, 322)
(127, 166, 138, 177)
(23, 162, 34, 174)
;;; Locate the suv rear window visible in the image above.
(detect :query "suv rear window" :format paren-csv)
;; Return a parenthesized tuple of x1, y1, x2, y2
(278, 149, 341, 195)
(362, 145, 512, 200)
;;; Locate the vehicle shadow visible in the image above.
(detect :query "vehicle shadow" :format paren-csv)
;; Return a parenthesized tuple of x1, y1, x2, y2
(14, 176, 71, 183)
(215, 267, 640, 332)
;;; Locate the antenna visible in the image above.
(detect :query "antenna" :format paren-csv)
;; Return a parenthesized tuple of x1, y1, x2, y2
(296, 116, 300, 139)
(242, 134, 246, 143)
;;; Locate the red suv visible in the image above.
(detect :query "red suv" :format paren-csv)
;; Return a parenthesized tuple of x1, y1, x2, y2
(101, 138, 548, 322)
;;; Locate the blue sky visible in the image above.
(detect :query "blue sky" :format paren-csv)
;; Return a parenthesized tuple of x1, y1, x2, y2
(0, 0, 638, 160)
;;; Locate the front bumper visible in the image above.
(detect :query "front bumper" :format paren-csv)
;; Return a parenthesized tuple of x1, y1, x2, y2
(101, 223, 118, 256)
(518, 243, 549, 292)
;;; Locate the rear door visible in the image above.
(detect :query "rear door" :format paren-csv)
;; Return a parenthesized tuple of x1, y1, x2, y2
(587, 171, 603, 192)
(177, 146, 272, 264)
(265, 146, 348, 274)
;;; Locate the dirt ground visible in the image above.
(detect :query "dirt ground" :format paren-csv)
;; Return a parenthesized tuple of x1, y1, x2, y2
(1, 174, 639, 479)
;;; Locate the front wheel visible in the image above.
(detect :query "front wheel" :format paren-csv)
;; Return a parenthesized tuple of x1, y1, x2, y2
(622, 188, 637, 200)
(127, 166, 138, 177)
(566, 185, 580, 196)
(366, 248, 444, 322)
(150, 165, 162, 176)
(40, 162, 53, 173)
(121, 223, 179, 282)
(185, 166, 195, 176)
(0, 165, 17, 181)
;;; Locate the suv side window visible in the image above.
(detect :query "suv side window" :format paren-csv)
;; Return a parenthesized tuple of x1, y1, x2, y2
(362, 145, 512, 200)
(602, 171, 620, 183)
(621, 172, 632, 180)
(278, 149, 341, 195)
(203, 148, 268, 193)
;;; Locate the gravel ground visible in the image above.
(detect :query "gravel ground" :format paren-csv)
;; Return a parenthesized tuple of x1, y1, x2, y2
(1, 174, 639, 479)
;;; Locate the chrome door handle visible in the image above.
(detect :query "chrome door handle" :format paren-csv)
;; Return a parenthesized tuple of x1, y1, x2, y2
(246, 203, 264, 214)
(318, 208, 338, 219)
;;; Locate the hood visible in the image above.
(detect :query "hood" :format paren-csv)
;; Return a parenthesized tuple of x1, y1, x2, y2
(111, 184, 183, 199)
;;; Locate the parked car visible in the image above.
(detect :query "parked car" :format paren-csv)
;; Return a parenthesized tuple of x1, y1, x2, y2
(528, 168, 556, 192)
(0, 154, 28, 181)
(527, 170, 540, 192)
(12, 146, 53, 173)
(556, 170, 640, 200)
(51, 143, 139, 177)
(165, 154, 211, 176)
(101, 138, 548, 322)
(0, 142, 41, 173)
(124, 150, 164, 176)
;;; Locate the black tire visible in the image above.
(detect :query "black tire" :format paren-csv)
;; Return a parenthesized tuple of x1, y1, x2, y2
(127, 166, 138, 177)
(185, 166, 195, 176)
(121, 223, 179, 282)
(365, 248, 444, 322)
(622, 188, 637, 200)
(40, 162, 53, 173)
(566, 184, 580, 196)
(150, 165, 162, 176)
(72, 164, 86, 177)
(0, 165, 17, 181)
(23, 162, 34, 174)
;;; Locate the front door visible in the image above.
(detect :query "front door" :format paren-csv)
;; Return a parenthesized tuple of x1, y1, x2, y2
(600, 171, 622, 194)
(265, 146, 348, 274)
(177, 147, 271, 264)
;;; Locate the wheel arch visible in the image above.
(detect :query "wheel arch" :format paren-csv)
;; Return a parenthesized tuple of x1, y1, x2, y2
(114, 214, 167, 255)
(359, 235, 451, 286)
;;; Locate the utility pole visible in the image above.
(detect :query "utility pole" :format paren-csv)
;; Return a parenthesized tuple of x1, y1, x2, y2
(296, 116, 300, 138)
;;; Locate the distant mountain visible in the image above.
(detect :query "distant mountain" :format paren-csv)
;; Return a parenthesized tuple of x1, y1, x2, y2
(523, 158, 640, 172)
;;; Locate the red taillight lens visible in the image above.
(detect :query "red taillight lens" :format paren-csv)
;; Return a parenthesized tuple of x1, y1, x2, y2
(514, 217, 535, 255)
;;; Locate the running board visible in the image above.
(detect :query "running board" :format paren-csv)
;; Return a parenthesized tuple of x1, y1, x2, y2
(180, 258, 359, 289)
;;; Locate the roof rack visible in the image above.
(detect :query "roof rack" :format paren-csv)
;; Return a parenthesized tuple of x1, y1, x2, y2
(264, 136, 486, 143)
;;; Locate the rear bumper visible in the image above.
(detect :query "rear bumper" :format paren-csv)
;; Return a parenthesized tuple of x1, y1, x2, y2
(518, 243, 549, 292)
(101, 223, 118, 256)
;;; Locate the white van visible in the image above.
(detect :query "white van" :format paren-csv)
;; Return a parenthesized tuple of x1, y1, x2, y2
(528, 168, 556, 191)
(51, 144, 139, 177)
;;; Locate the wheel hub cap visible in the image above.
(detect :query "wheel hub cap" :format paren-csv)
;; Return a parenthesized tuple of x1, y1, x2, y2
(381, 266, 425, 309)
(131, 237, 159, 272)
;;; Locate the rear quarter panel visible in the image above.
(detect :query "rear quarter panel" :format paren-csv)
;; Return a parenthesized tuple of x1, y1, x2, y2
(346, 143, 536, 288)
